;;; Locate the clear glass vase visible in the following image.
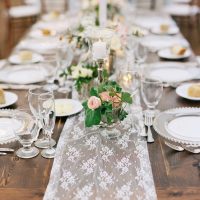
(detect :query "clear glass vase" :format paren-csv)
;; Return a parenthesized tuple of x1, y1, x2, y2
(100, 108, 121, 139)
(78, 81, 94, 101)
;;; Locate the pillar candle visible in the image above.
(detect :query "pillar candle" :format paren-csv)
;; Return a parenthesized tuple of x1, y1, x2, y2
(92, 41, 107, 60)
(99, 0, 107, 27)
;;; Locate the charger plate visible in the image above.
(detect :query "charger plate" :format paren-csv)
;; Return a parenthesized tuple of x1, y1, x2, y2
(0, 110, 24, 144)
(153, 107, 200, 153)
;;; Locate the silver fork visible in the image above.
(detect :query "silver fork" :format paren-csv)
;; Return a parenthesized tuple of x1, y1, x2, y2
(144, 111, 154, 143)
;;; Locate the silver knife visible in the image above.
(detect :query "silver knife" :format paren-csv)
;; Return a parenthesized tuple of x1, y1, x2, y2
(0, 152, 7, 156)
(0, 148, 14, 152)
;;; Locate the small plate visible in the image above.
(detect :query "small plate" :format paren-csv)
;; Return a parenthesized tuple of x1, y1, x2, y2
(158, 48, 191, 60)
(9, 53, 43, 64)
(176, 83, 200, 101)
(55, 99, 83, 117)
(0, 92, 18, 108)
(151, 26, 179, 35)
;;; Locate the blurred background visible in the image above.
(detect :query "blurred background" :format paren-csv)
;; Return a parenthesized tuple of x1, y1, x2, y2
(0, 0, 200, 59)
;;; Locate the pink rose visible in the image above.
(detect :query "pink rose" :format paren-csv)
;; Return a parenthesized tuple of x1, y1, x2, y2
(87, 96, 101, 110)
(99, 91, 111, 102)
(112, 93, 122, 108)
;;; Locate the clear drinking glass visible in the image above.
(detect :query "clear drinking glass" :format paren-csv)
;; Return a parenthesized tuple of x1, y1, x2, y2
(39, 92, 56, 159)
(134, 43, 147, 64)
(43, 59, 59, 91)
(56, 43, 74, 91)
(28, 87, 56, 149)
(141, 77, 163, 115)
(118, 70, 139, 95)
(13, 110, 39, 159)
(134, 43, 147, 77)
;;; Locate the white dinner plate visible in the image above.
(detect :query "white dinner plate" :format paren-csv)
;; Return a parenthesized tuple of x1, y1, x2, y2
(158, 48, 191, 60)
(153, 107, 200, 153)
(55, 99, 83, 117)
(0, 92, 18, 108)
(8, 52, 43, 64)
(144, 62, 200, 84)
(29, 29, 57, 39)
(151, 26, 179, 35)
(42, 13, 65, 22)
(141, 35, 188, 52)
(176, 83, 200, 101)
(0, 65, 52, 84)
(0, 109, 32, 144)
(18, 39, 59, 54)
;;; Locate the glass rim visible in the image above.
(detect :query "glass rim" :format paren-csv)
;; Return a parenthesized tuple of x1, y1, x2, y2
(141, 77, 163, 84)
(38, 92, 54, 101)
(28, 87, 53, 96)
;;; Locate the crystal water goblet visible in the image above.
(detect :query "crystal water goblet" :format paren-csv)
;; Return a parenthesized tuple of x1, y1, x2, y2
(39, 92, 56, 159)
(141, 77, 163, 116)
(28, 87, 56, 149)
(13, 109, 39, 159)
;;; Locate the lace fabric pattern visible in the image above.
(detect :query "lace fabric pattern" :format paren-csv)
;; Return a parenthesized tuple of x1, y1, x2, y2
(43, 111, 157, 200)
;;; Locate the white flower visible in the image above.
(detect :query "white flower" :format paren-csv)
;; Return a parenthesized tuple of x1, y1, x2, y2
(71, 69, 80, 79)
(111, 35, 121, 50)
(80, 67, 93, 78)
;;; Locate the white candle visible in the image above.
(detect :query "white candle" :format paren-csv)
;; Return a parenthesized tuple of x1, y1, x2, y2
(92, 41, 107, 60)
(99, 0, 107, 27)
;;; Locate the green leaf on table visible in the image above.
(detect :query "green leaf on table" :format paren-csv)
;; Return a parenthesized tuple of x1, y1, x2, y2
(121, 92, 133, 104)
(85, 108, 101, 127)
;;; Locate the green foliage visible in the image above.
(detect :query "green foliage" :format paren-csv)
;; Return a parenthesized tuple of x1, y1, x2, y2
(82, 80, 133, 127)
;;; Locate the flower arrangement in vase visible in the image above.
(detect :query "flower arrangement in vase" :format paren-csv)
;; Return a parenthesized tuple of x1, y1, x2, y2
(82, 80, 132, 127)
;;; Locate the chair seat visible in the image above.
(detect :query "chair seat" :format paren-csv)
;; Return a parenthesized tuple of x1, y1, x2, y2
(9, 5, 40, 18)
(164, 4, 199, 16)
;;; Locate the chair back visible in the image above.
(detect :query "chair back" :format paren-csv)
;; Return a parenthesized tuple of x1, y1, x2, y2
(41, 0, 68, 13)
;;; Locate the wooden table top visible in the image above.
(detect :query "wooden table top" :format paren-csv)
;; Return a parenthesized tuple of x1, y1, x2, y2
(0, 20, 200, 200)
(0, 63, 200, 200)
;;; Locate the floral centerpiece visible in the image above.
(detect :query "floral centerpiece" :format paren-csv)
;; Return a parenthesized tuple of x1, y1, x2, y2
(82, 80, 132, 127)
(61, 62, 98, 92)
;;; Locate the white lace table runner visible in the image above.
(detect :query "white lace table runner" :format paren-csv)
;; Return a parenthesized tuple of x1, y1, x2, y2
(44, 112, 157, 200)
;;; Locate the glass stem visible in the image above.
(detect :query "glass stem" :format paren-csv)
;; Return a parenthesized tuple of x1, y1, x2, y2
(48, 131, 52, 150)
(23, 145, 32, 152)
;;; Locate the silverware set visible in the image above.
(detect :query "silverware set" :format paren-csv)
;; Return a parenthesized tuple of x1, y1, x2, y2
(0, 148, 14, 156)
(144, 111, 154, 143)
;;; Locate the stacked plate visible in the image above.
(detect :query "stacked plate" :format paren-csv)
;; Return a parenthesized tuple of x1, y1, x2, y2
(154, 107, 200, 153)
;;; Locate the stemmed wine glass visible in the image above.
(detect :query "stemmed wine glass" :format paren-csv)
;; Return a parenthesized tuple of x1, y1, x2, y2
(56, 42, 74, 91)
(13, 109, 39, 159)
(28, 87, 56, 149)
(134, 43, 147, 76)
(141, 77, 163, 116)
(38, 92, 56, 159)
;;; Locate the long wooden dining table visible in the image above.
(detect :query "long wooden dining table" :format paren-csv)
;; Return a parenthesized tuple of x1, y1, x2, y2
(0, 14, 200, 200)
